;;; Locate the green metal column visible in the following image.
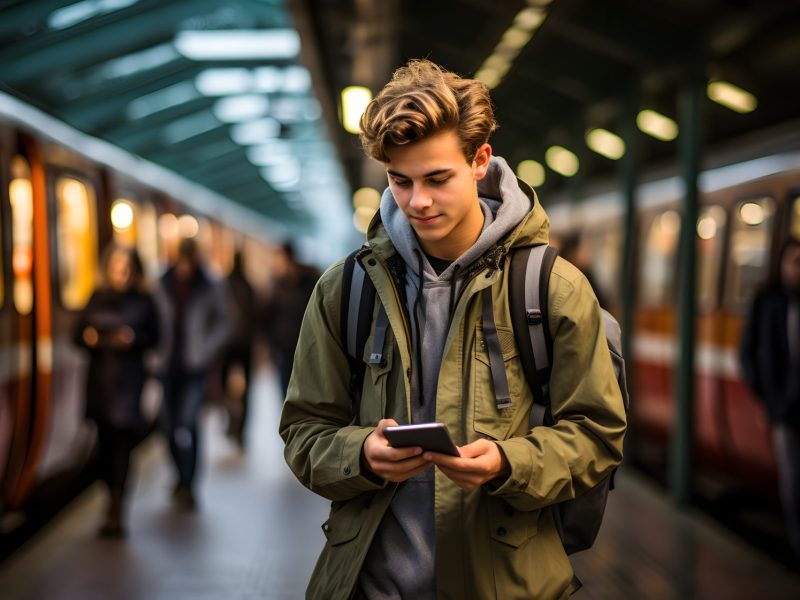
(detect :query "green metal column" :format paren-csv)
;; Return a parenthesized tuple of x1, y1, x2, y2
(670, 69, 703, 506)
(619, 90, 638, 379)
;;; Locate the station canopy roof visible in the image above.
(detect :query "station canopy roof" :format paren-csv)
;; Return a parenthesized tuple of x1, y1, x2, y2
(0, 0, 353, 239)
(303, 0, 800, 201)
(2, 0, 800, 240)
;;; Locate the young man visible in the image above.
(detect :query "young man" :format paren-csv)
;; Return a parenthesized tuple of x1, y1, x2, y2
(280, 60, 626, 599)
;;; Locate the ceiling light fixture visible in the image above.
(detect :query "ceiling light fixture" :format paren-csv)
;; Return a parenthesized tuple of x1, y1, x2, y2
(707, 80, 757, 114)
(636, 109, 679, 141)
(174, 30, 300, 61)
(516, 160, 545, 187)
(585, 128, 626, 160)
(545, 146, 579, 177)
(341, 86, 372, 134)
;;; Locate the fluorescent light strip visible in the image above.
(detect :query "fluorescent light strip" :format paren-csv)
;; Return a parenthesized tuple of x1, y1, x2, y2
(516, 160, 545, 187)
(585, 128, 625, 160)
(341, 86, 372, 134)
(637, 109, 679, 141)
(545, 146, 579, 177)
(174, 30, 300, 60)
(127, 81, 199, 119)
(707, 81, 757, 114)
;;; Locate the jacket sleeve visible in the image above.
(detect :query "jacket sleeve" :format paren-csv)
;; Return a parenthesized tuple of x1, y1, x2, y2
(279, 262, 386, 502)
(490, 262, 627, 511)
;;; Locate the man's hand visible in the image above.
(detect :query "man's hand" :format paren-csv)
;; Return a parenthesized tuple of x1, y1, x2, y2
(362, 419, 432, 483)
(425, 439, 510, 491)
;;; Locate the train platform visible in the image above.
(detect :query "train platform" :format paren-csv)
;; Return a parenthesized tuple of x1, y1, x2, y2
(0, 368, 798, 600)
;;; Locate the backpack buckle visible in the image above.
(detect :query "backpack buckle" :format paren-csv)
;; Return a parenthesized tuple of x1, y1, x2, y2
(526, 308, 543, 325)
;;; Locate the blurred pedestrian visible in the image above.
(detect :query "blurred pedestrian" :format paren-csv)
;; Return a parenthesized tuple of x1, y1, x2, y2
(222, 250, 256, 448)
(265, 242, 320, 397)
(740, 237, 800, 565)
(156, 237, 231, 509)
(554, 231, 609, 308)
(74, 244, 160, 537)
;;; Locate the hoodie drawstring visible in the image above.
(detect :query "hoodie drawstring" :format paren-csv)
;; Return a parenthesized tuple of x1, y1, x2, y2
(414, 251, 425, 407)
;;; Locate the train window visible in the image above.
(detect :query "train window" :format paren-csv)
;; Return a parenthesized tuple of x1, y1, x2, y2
(639, 209, 681, 308)
(696, 205, 727, 312)
(790, 196, 800, 239)
(724, 197, 775, 313)
(9, 156, 33, 315)
(55, 175, 97, 310)
(111, 198, 136, 247)
(136, 201, 160, 278)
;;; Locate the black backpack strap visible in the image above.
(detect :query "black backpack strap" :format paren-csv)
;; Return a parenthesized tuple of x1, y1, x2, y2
(509, 244, 558, 426)
(481, 287, 512, 411)
(341, 248, 377, 423)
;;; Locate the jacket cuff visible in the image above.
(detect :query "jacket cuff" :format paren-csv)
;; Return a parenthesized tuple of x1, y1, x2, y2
(485, 438, 534, 498)
(340, 427, 387, 490)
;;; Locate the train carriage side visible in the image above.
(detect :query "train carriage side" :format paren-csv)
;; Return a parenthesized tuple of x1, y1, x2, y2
(549, 156, 800, 496)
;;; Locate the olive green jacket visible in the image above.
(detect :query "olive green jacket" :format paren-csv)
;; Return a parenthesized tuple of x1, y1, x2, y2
(279, 192, 626, 599)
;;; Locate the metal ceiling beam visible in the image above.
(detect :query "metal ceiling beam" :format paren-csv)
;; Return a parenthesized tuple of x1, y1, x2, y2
(57, 62, 202, 125)
(99, 96, 214, 142)
(110, 113, 228, 154)
(0, 0, 74, 44)
(149, 141, 244, 171)
(174, 148, 252, 180)
(189, 164, 261, 192)
(0, 0, 221, 85)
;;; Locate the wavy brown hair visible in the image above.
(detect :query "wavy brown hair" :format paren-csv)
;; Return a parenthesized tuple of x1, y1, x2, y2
(359, 59, 497, 163)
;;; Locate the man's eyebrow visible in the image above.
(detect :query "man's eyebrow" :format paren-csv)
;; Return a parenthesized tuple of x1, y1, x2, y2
(386, 168, 453, 178)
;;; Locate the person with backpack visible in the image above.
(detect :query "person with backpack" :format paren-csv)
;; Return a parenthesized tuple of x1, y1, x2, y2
(279, 59, 626, 599)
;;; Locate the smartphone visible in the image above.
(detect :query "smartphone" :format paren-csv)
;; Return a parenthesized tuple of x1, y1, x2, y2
(383, 423, 460, 457)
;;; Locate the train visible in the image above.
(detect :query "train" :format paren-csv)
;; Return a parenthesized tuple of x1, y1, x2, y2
(547, 128, 800, 494)
(0, 91, 279, 554)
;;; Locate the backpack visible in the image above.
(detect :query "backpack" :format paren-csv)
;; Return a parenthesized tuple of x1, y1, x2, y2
(341, 244, 630, 555)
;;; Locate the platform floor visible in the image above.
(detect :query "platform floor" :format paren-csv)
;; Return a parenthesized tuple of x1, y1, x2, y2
(0, 368, 799, 599)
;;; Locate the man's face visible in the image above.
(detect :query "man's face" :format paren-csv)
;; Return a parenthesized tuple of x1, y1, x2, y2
(385, 129, 491, 260)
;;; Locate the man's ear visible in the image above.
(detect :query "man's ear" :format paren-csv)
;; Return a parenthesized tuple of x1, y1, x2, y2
(472, 143, 492, 180)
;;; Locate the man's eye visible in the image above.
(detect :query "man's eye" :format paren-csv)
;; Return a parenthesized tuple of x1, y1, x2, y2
(430, 178, 450, 185)
(393, 179, 411, 187)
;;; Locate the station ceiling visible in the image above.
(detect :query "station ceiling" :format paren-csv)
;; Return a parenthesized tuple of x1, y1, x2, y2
(2, 0, 799, 239)
(0, 0, 351, 235)
(302, 0, 800, 201)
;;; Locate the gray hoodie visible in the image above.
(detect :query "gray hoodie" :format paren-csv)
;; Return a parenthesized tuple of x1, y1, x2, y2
(358, 156, 532, 599)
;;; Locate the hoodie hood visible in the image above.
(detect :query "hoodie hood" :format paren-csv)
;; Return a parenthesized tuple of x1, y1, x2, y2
(373, 155, 548, 279)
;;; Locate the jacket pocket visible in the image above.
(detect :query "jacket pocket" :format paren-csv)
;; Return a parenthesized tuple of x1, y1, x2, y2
(321, 499, 364, 546)
(488, 497, 540, 549)
(358, 332, 394, 425)
(473, 324, 524, 440)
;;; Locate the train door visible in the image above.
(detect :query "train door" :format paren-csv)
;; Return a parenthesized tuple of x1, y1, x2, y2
(720, 196, 777, 484)
(37, 163, 100, 483)
(0, 137, 15, 518)
(3, 142, 46, 510)
(633, 206, 681, 447)
(694, 204, 729, 467)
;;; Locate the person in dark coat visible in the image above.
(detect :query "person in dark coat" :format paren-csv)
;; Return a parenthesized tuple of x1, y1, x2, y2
(221, 251, 257, 447)
(156, 237, 231, 509)
(265, 242, 320, 396)
(740, 237, 800, 564)
(74, 244, 160, 537)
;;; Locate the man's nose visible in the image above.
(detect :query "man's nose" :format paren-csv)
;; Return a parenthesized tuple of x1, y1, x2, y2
(409, 184, 432, 210)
